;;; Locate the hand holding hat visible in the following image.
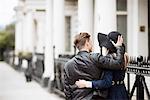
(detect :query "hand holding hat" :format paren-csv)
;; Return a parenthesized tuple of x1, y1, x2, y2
(111, 35, 123, 47)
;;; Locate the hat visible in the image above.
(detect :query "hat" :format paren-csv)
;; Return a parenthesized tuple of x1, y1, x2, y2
(108, 31, 126, 52)
(108, 31, 121, 43)
(97, 33, 114, 51)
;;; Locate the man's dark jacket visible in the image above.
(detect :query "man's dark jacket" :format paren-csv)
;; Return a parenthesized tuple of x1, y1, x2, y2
(64, 46, 124, 100)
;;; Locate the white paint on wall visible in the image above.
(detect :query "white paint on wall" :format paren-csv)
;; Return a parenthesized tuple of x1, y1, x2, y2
(94, 0, 117, 52)
(78, 0, 94, 34)
(128, 0, 148, 56)
(53, 0, 65, 58)
(138, 0, 148, 56)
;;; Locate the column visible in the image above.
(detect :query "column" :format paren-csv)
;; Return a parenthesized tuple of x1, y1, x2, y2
(94, 0, 117, 52)
(128, 0, 148, 56)
(36, 17, 46, 53)
(138, 0, 148, 56)
(14, 6, 24, 65)
(78, 0, 94, 34)
(22, 13, 26, 52)
(53, 0, 65, 58)
(15, 6, 23, 54)
(127, 0, 139, 56)
(44, 0, 54, 81)
(23, 10, 34, 52)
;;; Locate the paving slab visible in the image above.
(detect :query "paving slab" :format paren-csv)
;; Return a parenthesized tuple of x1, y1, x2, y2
(0, 62, 64, 100)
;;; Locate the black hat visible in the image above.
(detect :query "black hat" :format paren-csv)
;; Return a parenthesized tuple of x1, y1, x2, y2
(108, 31, 121, 43)
(108, 31, 126, 52)
(97, 33, 114, 51)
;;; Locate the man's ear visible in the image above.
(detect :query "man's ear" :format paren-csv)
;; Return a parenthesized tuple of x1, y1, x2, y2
(85, 40, 89, 46)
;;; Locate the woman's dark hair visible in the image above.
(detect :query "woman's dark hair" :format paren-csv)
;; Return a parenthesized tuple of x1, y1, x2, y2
(108, 31, 125, 53)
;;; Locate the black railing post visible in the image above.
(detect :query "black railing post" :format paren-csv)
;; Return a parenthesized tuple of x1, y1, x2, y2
(43, 46, 45, 73)
(53, 46, 55, 60)
(136, 75, 144, 100)
(136, 56, 144, 100)
(49, 45, 56, 92)
(142, 76, 150, 100)
(43, 46, 45, 67)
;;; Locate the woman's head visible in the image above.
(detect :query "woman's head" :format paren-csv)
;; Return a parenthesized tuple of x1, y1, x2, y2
(97, 33, 116, 54)
(108, 31, 121, 43)
(108, 31, 125, 53)
(97, 31, 125, 54)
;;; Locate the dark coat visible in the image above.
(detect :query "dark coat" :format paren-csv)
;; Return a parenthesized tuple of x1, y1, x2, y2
(107, 70, 129, 100)
(64, 46, 125, 100)
(91, 54, 129, 100)
(92, 69, 129, 100)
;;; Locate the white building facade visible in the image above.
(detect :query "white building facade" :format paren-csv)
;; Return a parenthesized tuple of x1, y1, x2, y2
(15, 0, 150, 81)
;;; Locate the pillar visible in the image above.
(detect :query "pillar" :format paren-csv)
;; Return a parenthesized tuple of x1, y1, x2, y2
(78, 0, 94, 34)
(128, 0, 139, 56)
(44, 0, 54, 81)
(53, 0, 65, 58)
(23, 10, 34, 52)
(15, 6, 23, 54)
(94, 0, 117, 52)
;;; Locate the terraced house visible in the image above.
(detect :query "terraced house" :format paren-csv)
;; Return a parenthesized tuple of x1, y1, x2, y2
(14, 0, 150, 87)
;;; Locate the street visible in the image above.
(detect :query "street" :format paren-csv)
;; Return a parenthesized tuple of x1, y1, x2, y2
(0, 62, 64, 100)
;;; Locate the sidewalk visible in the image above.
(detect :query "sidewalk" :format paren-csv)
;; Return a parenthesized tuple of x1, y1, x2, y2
(0, 62, 64, 100)
(1, 62, 149, 100)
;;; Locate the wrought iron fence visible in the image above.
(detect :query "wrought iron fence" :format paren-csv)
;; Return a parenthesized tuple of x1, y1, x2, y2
(3, 49, 15, 66)
(127, 56, 150, 100)
(4, 48, 150, 100)
(51, 53, 74, 97)
(52, 55, 150, 100)
(32, 53, 45, 79)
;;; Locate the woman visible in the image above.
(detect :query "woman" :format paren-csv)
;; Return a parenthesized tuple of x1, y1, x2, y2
(75, 31, 129, 100)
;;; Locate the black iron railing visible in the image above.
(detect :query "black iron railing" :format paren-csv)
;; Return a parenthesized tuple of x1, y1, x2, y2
(3, 50, 15, 66)
(33, 53, 45, 79)
(4, 48, 150, 100)
(53, 58, 69, 95)
(51, 51, 74, 96)
(127, 56, 150, 100)
(52, 54, 150, 100)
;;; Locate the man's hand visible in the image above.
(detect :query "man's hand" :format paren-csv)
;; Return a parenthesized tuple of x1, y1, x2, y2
(111, 35, 123, 47)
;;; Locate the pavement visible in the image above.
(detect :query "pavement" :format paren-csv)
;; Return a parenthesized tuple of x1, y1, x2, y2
(0, 62, 64, 100)
(0, 61, 149, 100)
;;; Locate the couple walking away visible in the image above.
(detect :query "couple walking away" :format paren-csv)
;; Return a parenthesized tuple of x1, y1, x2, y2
(64, 31, 129, 100)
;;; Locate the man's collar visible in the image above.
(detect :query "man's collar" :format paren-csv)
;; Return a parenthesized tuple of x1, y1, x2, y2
(77, 50, 89, 55)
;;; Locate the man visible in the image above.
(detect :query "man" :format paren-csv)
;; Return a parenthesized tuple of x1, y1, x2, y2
(64, 32, 124, 100)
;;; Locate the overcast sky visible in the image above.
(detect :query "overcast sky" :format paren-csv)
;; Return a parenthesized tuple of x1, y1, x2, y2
(0, 0, 18, 27)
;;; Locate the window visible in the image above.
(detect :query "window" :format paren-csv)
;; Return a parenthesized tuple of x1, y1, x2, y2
(117, 0, 127, 50)
(65, 16, 71, 52)
(117, 15, 127, 47)
(117, 0, 127, 11)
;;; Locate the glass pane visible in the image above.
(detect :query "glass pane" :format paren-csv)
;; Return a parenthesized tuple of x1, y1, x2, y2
(117, 0, 127, 11)
(65, 16, 71, 52)
(117, 15, 127, 51)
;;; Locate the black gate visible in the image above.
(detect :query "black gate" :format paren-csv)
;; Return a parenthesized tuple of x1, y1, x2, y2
(127, 56, 150, 100)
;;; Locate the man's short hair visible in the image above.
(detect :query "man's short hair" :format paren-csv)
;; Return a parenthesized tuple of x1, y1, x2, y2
(74, 32, 91, 50)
